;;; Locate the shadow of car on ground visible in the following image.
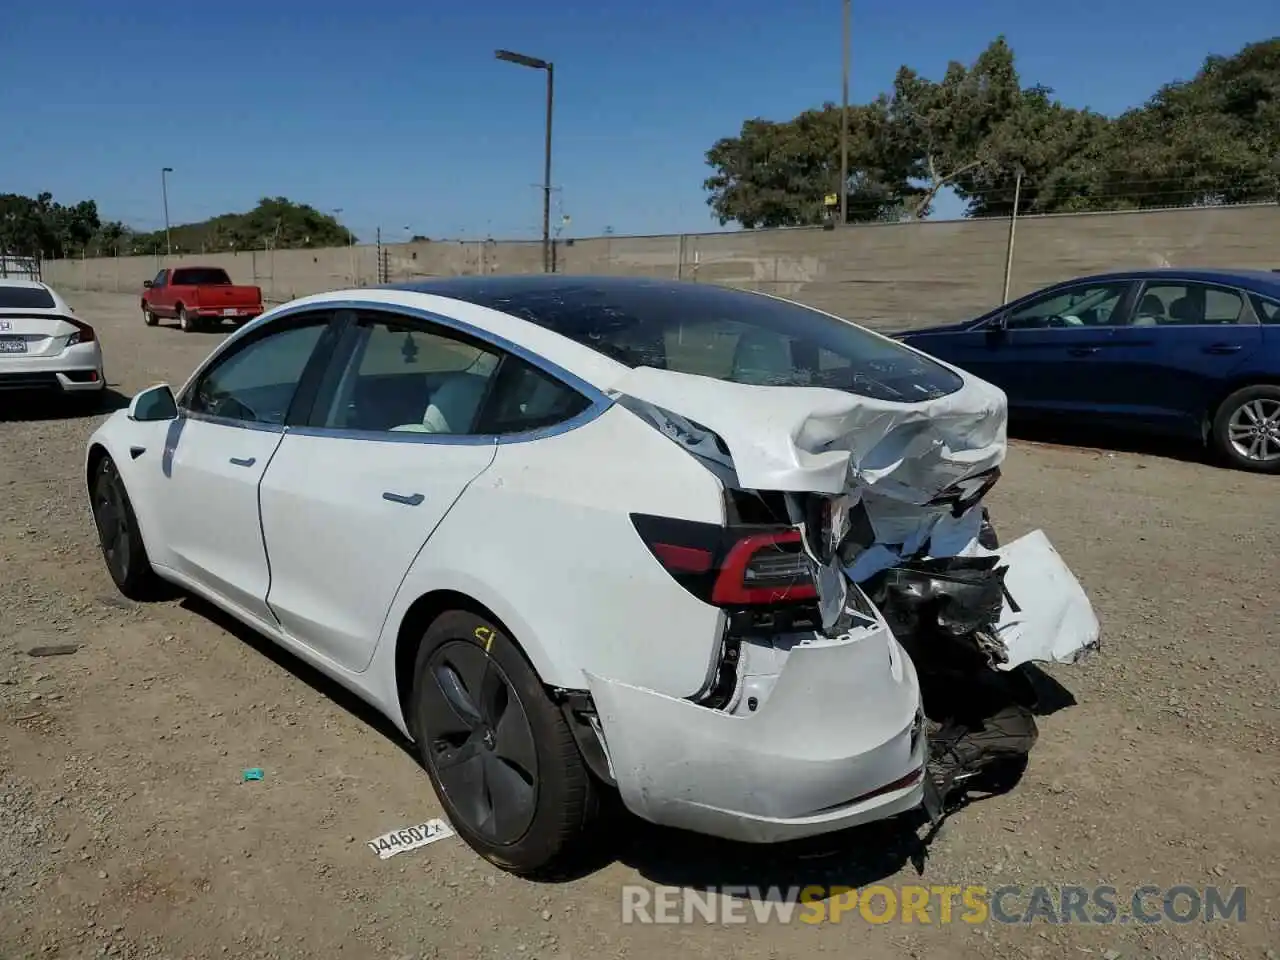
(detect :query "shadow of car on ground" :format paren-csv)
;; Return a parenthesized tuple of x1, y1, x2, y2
(0, 387, 130, 423)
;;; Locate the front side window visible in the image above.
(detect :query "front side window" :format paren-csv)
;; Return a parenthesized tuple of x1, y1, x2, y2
(1004, 283, 1131, 330)
(483, 281, 962, 402)
(321, 315, 503, 434)
(151, 270, 167, 288)
(1134, 283, 1247, 326)
(184, 319, 329, 424)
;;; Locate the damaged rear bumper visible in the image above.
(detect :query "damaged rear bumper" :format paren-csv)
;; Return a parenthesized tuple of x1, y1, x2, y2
(586, 615, 927, 844)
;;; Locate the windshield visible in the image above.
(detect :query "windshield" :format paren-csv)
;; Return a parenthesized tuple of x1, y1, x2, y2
(0, 285, 56, 309)
(172, 268, 232, 285)
(469, 279, 964, 403)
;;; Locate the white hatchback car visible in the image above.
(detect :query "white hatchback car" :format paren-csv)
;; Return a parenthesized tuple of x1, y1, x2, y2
(85, 276, 1098, 875)
(0, 279, 105, 401)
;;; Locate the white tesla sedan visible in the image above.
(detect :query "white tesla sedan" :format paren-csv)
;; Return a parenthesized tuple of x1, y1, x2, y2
(0, 279, 105, 400)
(85, 276, 1098, 875)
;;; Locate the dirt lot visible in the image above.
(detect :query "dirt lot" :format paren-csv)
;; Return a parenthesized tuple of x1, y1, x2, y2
(2, 291, 1277, 960)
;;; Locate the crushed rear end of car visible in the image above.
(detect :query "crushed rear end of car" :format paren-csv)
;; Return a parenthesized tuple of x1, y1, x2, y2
(579, 363, 1099, 841)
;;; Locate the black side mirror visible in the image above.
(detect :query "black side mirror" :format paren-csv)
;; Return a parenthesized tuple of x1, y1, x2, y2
(128, 384, 178, 422)
(142, 280, 153, 288)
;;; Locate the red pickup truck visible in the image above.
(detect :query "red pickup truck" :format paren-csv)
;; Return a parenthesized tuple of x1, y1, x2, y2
(141, 266, 264, 332)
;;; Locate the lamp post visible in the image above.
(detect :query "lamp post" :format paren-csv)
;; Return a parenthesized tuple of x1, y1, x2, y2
(161, 167, 174, 257)
(495, 48, 554, 273)
(333, 208, 356, 283)
(839, 0, 850, 227)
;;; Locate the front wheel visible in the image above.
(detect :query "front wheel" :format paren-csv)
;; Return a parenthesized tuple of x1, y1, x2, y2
(1211, 385, 1280, 474)
(142, 306, 157, 326)
(91, 455, 162, 600)
(410, 610, 600, 877)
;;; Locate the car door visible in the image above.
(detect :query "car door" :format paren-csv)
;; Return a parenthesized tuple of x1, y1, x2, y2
(256, 309, 508, 672)
(921, 280, 1136, 414)
(148, 270, 172, 316)
(156, 311, 338, 623)
(1099, 280, 1264, 435)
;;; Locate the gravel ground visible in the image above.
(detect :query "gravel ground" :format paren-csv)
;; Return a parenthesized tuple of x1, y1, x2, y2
(1, 291, 1277, 960)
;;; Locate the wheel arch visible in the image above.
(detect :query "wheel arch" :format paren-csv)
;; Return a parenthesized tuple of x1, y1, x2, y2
(393, 588, 543, 741)
(1203, 373, 1280, 440)
(85, 440, 110, 493)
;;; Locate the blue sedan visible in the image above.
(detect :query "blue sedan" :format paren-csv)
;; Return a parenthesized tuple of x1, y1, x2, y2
(896, 268, 1280, 473)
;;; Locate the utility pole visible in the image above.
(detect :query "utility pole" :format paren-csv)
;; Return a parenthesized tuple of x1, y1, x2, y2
(1001, 168, 1024, 304)
(161, 167, 174, 257)
(496, 49, 555, 272)
(839, 0, 850, 227)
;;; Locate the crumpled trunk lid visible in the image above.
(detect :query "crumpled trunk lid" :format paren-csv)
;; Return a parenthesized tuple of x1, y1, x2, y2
(612, 364, 1100, 670)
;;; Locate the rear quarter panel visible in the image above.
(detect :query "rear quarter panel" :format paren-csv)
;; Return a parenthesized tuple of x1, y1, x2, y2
(369, 404, 728, 703)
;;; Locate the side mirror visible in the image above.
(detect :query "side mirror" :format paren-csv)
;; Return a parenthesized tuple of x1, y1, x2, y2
(128, 384, 178, 422)
(142, 280, 153, 288)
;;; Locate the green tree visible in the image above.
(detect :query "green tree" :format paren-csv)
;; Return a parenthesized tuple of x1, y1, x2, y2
(129, 197, 353, 253)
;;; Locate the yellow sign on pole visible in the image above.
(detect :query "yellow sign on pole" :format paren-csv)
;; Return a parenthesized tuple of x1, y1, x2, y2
(823, 193, 839, 207)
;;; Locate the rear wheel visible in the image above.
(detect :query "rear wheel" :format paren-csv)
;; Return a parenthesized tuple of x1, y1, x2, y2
(90, 454, 162, 600)
(177, 305, 197, 332)
(1211, 385, 1280, 474)
(410, 610, 599, 877)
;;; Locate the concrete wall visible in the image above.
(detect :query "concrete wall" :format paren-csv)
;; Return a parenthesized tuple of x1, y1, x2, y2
(42, 204, 1280, 333)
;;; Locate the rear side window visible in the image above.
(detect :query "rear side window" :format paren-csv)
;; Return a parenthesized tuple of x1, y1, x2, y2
(477, 357, 591, 434)
(489, 282, 963, 403)
(1252, 295, 1280, 324)
(171, 268, 232, 285)
(0, 285, 56, 309)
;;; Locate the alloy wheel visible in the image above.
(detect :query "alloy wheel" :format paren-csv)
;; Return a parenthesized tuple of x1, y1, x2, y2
(1227, 397, 1280, 463)
(420, 640, 539, 845)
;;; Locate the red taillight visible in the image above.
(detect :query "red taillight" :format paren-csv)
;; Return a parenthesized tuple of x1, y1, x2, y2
(66, 317, 96, 345)
(630, 514, 817, 608)
(711, 530, 817, 605)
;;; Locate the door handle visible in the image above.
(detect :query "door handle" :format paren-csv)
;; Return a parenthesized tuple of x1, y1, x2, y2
(382, 492, 425, 506)
(229, 456, 256, 467)
(1068, 347, 1099, 356)
(1203, 343, 1243, 354)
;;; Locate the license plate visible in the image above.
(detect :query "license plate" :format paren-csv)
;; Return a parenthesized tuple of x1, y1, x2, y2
(365, 818, 454, 859)
(0, 338, 27, 354)
(222, 308, 239, 316)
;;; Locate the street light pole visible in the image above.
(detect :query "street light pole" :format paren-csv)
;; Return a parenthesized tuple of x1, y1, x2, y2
(161, 167, 174, 257)
(839, 0, 850, 227)
(496, 48, 555, 273)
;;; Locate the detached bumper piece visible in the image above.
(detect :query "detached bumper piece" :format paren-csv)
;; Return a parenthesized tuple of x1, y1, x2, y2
(867, 529, 1096, 816)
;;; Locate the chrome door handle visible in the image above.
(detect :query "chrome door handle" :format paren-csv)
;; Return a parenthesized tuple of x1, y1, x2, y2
(229, 456, 256, 467)
(1068, 347, 1099, 356)
(1203, 343, 1243, 354)
(382, 492, 424, 506)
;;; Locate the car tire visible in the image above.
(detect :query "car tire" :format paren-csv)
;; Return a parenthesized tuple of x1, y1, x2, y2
(178, 306, 196, 333)
(143, 306, 158, 326)
(409, 610, 600, 877)
(90, 454, 162, 601)
(1211, 384, 1280, 474)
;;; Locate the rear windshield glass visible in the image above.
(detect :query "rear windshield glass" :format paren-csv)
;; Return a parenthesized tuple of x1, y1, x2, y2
(172, 268, 232, 285)
(478, 281, 963, 402)
(0, 285, 56, 309)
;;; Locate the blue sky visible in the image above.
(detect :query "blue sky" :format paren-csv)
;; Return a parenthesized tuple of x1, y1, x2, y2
(0, 0, 1272, 241)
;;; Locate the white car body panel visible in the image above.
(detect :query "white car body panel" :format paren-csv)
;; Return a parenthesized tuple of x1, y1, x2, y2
(0, 280, 105, 393)
(587, 612, 925, 842)
(152, 418, 284, 623)
(258, 430, 498, 673)
(369, 403, 729, 727)
(85, 279, 1100, 850)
